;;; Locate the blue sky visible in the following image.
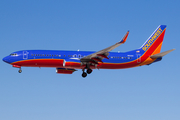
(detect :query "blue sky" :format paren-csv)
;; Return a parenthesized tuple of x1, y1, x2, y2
(0, 0, 179, 120)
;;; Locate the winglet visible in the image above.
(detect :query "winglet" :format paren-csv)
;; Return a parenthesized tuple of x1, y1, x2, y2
(119, 31, 129, 43)
(150, 49, 175, 58)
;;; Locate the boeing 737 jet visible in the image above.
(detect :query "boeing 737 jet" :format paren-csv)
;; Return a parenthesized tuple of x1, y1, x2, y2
(3, 25, 175, 78)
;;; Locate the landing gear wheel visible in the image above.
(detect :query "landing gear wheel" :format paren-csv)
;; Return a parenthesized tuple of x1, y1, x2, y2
(82, 72, 87, 78)
(18, 69, 22, 73)
(87, 69, 92, 74)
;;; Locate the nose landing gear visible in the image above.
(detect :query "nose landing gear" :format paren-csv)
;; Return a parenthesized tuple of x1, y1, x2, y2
(12, 65, 22, 73)
(18, 68, 22, 73)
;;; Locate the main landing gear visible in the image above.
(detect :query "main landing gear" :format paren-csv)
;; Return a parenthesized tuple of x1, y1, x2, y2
(82, 71, 87, 78)
(82, 68, 93, 78)
(87, 69, 92, 74)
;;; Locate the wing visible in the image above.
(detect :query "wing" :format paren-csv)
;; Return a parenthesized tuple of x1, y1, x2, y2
(80, 31, 129, 64)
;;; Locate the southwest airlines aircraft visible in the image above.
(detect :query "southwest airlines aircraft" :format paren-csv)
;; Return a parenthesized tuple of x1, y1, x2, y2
(3, 25, 175, 78)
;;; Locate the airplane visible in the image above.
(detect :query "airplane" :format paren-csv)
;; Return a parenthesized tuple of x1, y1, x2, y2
(2, 25, 175, 78)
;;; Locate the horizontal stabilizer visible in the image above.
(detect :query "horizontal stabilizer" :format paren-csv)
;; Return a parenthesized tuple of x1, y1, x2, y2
(150, 49, 175, 58)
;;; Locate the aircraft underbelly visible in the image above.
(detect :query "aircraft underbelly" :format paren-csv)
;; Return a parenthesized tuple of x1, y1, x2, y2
(98, 63, 136, 69)
(12, 59, 64, 67)
(12, 58, 150, 69)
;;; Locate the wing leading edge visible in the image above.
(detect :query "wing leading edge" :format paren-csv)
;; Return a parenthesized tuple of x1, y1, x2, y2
(80, 31, 129, 64)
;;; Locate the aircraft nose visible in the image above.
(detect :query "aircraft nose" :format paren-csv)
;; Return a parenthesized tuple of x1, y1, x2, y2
(2, 56, 10, 63)
(3, 57, 6, 62)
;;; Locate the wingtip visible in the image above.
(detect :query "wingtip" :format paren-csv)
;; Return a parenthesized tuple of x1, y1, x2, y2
(120, 31, 129, 43)
(169, 48, 176, 52)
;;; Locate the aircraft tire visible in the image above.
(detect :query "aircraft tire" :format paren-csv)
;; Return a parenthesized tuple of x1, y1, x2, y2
(82, 72, 87, 78)
(18, 69, 22, 73)
(87, 69, 92, 74)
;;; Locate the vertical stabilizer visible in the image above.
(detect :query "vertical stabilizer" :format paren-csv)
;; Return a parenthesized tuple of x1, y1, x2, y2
(140, 25, 166, 55)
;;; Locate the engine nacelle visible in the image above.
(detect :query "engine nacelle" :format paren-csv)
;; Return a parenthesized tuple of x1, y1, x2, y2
(56, 68, 76, 74)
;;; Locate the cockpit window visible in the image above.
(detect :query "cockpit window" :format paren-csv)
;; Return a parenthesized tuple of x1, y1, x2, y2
(10, 53, 17, 56)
